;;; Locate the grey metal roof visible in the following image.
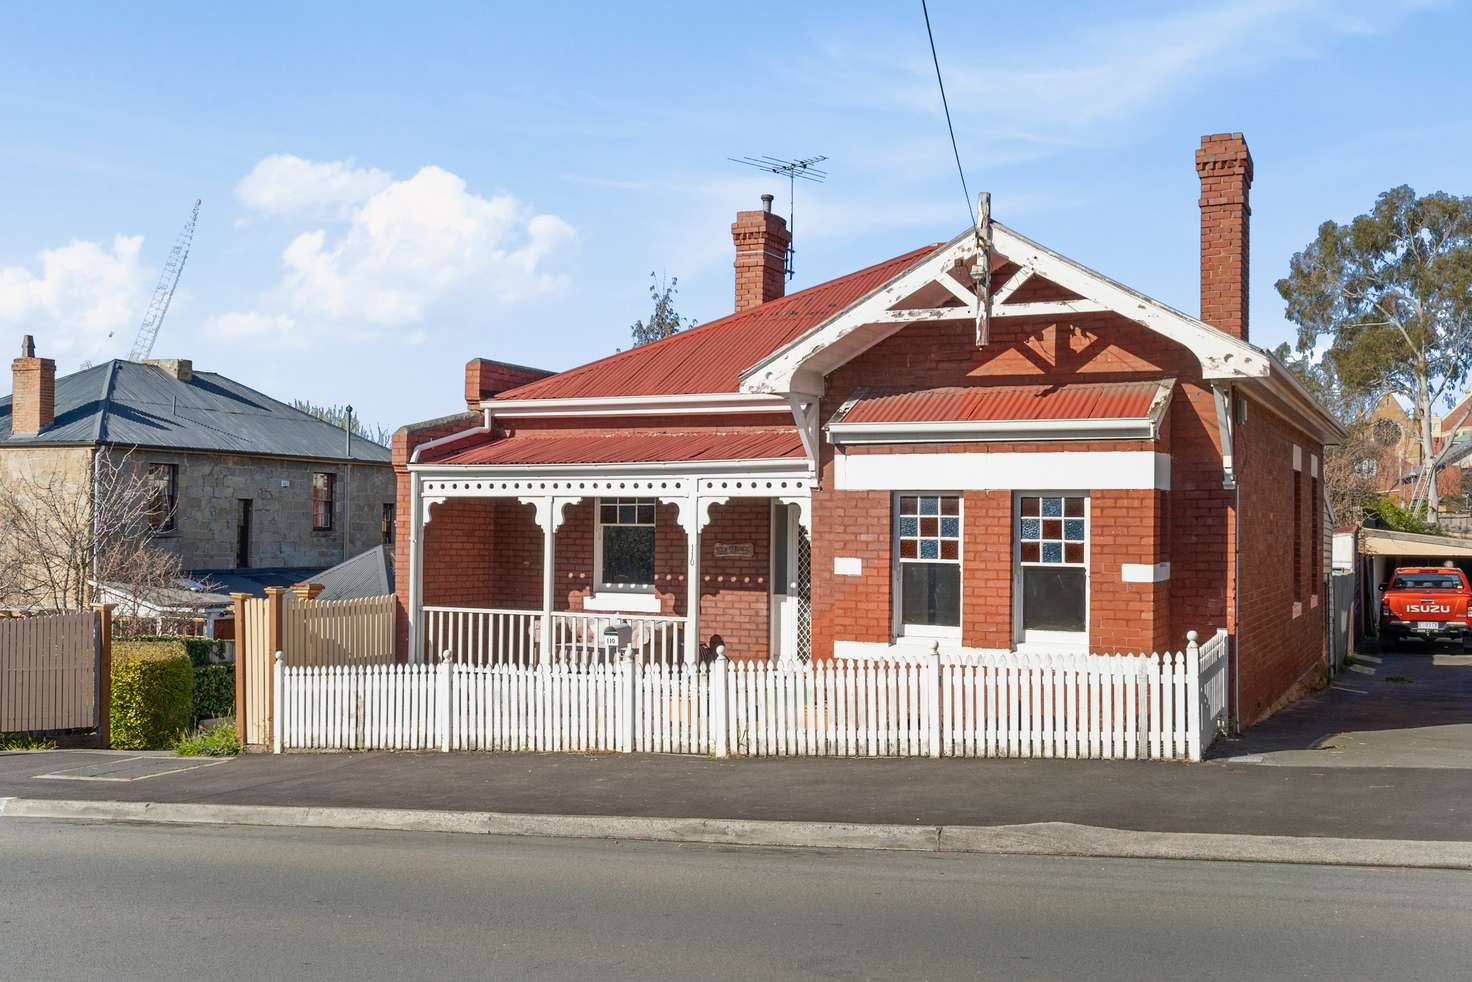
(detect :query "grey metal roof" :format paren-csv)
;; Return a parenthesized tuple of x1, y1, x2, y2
(312, 544, 394, 600)
(0, 360, 390, 462)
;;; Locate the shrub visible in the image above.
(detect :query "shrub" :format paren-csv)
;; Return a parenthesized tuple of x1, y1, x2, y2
(0, 733, 56, 751)
(120, 635, 224, 668)
(110, 640, 194, 750)
(192, 664, 235, 724)
(174, 722, 239, 757)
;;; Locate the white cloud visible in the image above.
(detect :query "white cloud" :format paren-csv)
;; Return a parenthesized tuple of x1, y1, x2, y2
(261, 163, 576, 329)
(202, 310, 301, 347)
(236, 154, 393, 219)
(0, 235, 147, 363)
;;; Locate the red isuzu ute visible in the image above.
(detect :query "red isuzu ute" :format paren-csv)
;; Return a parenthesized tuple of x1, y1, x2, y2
(1378, 565, 1472, 647)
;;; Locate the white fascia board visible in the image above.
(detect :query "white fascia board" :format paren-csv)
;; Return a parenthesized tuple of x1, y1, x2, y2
(1244, 358, 1349, 445)
(833, 450, 1171, 491)
(827, 416, 1158, 446)
(408, 456, 815, 480)
(482, 392, 790, 418)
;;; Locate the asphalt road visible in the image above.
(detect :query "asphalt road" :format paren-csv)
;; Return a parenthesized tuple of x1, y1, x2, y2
(3, 819, 1469, 981)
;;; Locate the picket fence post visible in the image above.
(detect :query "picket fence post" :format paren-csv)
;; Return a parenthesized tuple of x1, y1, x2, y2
(926, 642, 942, 758)
(272, 651, 284, 754)
(712, 646, 729, 758)
(619, 646, 636, 753)
(1184, 631, 1202, 762)
(437, 650, 453, 753)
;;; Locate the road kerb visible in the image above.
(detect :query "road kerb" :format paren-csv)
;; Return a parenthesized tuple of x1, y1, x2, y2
(4, 797, 1471, 870)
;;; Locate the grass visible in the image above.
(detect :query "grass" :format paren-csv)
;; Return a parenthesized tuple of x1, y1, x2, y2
(173, 721, 239, 757)
(0, 732, 57, 751)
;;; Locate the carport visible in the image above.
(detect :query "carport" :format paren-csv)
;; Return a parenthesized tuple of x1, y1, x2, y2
(1358, 527, 1472, 639)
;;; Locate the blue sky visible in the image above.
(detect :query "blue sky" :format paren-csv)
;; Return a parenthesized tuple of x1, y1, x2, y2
(1, 0, 1468, 431)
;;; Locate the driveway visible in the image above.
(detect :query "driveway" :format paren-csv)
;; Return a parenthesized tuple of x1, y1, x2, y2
(1215, 643, 1472, 768)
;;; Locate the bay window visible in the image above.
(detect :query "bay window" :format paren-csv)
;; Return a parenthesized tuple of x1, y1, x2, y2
(896, 494, 962, 637)
(1016, 493, 1088, 643)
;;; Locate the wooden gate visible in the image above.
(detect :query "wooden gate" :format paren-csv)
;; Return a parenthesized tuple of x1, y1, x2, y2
(0, 610, 104, 737)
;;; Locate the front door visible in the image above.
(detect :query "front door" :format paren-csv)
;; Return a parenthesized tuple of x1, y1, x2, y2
(236, 499, 252, 569)
(769, 501, 801, 662)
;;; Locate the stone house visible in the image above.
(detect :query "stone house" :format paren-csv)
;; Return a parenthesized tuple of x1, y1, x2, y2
(1, 344, 396, 606)
(393, 133, 1344, 731)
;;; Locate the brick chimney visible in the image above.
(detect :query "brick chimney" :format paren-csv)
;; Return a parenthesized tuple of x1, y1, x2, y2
(1196, 133, 1253, 341)
(464, 358, 554, 409)
(143, 358, 192, 382)
(11, 335, 56, 436)
(731, 194, 791, 312)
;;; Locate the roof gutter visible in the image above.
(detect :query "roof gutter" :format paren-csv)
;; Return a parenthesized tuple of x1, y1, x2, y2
(480, 392, 791, 419)
(409, 408, 493, 465)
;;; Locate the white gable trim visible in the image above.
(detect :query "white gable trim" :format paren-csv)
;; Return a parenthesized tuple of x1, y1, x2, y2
(738, 222, 1346, 445)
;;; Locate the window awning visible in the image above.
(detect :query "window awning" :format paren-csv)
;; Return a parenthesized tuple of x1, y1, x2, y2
(826, 379, 1174, 446)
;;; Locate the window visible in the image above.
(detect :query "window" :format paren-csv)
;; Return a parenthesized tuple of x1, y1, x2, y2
(146, 463, 177, 532)
(312, 472, 335, 531)
(1292, 467, 1303, 603)
(1391, 571, 1463, 590)
(1016, 494, 1088, 638)
(896, 494, 962, 636)
(598, 497, 656, 591)
(1353, 457, 1377, 477)
(382, 503, 395, 546)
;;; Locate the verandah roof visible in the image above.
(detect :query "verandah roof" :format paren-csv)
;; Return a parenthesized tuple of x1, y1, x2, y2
(423, 425, 805, 467)
(832, 379, 1171, 426)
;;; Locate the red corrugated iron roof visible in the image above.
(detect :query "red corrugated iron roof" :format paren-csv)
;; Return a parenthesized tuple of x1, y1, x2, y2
(493, 245, 940, 401)
(839, 380, 1166, 425)
(427, 426, 805, 467)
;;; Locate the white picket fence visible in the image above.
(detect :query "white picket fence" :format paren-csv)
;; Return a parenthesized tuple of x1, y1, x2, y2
(275, 629, 1230, 761)
(420, 605, 686, 666)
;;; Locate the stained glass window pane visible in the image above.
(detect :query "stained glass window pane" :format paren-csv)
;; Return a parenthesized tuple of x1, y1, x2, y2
(900, 539, 917, 559)
(940, 539, 957, 560)
(1043, 519, 1062, 539)
(920, 497, 939, 516)
(899, 516, 918, 536)
(940, 517, 959, 537)
(921, 517, 938, 536)
(1021, 497, 1040, 517)
(1042, 497, 1063, 518)
(601, 504, 617, 523)
(1065, 542, 1084, 563)
(637, 503, 656, 523)
(1042, 542, 1063, 563)
(1064, 519, 1085, 541)
(1020, 519, 1040, 540)
(1021, 542, 1040, 562)
(1064, 497, 1085, 518)
(920, 539, 938, 560)
(940, 496, 960, 516)
(900, 496, 918, 515)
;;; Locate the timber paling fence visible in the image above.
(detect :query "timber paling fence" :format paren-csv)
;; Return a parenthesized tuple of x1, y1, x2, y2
(0, 610, 102, 734)
(274, 629, 1229, 762)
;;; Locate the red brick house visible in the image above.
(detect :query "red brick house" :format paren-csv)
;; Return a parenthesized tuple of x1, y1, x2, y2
(393, 133, 1343, 729)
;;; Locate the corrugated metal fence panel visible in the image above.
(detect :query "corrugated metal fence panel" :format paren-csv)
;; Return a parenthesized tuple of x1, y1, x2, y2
(0, 611, 98, 733)
(284, 595, 396, 667)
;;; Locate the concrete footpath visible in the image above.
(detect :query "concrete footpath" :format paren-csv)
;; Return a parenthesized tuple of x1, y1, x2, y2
(3, 747, 1471, 869)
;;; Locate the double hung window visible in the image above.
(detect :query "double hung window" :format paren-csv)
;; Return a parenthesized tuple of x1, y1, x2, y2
(1016, 494, 1088, 639)
(896, 494, 962, 636)
(598, 497, 656, 591)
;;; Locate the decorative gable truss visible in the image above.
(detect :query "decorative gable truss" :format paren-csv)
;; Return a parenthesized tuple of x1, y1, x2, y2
(739, 222, 1344, 450)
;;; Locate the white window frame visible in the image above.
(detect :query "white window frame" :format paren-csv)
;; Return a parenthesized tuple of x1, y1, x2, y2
(892, 491, 964, 642)
(1011, 491, 1090, 652)
(591, 497, 659, 610)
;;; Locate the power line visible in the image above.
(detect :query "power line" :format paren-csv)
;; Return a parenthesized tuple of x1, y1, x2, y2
(921, 0, 976, 234)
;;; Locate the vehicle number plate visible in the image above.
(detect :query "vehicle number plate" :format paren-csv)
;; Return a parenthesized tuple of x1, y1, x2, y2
(1415, 621, 1441, 631)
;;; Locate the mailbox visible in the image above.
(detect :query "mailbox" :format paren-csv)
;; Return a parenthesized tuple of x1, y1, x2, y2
(601, 620, 632, 657)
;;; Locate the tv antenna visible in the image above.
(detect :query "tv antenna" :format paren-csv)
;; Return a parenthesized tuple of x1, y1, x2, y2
(727, 154, 827, 279)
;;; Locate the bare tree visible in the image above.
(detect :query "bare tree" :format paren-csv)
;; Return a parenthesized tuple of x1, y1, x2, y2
(0, 448, 205, 616)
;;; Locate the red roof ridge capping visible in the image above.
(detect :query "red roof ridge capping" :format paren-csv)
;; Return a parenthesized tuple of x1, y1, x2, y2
(834, 379, 1172, 426)
(492, 244, 942, 402)
(425, 424, 805, 467)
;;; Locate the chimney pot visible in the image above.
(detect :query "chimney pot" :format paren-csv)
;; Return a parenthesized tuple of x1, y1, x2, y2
(20, 335, 35, 358)
(731, 196, 792, 312)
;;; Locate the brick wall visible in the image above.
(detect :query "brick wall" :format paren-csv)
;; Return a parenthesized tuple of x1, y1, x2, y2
(1235, 396, 1328, 725)
(811, 312, 1223, 658)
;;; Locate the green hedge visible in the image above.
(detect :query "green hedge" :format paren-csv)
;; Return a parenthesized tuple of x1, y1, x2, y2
(119, 635, 225, 668)
(111, 640, 195, 750)
(192, 664, 235, 724)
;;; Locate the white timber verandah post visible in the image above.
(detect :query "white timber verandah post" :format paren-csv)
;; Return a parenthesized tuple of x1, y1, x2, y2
(521, 495, 580, 665)
(1185, 630, 1203, 762)
(408, 474, 426, 663)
